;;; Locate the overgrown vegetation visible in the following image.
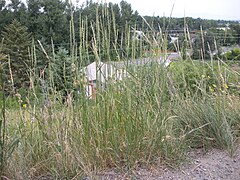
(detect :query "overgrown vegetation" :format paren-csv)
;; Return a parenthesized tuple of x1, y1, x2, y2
(224, 48, 240, 60)
(0, 1, 239, 179)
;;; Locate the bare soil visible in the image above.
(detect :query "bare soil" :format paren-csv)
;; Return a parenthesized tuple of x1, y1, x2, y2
(96, 146, 240, 180)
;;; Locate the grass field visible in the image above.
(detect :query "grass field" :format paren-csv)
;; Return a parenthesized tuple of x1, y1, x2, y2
(1, 60, 239, 179)
(1, 6, 240, 179)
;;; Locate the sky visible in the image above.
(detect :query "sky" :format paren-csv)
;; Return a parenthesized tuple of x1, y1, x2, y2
(74, 0, 240, 20)
(18, 0, 240, 20)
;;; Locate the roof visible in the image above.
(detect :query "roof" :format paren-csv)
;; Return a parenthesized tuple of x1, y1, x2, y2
(82, 61, 129, 83)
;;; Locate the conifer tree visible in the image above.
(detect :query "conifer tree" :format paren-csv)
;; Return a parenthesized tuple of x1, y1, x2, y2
(52, 47, 74, 93)
(40, 0, 69, 44)
(2, 20, 32, 91)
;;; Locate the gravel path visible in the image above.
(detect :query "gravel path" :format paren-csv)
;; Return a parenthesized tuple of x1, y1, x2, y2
(97, 146, 240, 180)
(152, 148, 240, 180)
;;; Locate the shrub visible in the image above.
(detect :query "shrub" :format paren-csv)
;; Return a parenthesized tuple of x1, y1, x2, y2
(224, 48, 240, 60)
(169, 60, 218, 96)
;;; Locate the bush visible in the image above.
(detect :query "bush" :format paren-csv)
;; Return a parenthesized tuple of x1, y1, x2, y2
(169, 60, 240, 97)
(169, 60, 218, 96)
(224, 48, 240, 60)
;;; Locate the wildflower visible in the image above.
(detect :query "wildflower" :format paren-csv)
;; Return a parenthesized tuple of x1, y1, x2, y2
(22, 104, 27, 108)
(223, 83, 229, 89)
(209, 86, 214, 92)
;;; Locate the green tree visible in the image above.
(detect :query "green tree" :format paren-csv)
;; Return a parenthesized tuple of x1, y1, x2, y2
(0, 0, 14, 36)
(52, 47, 74, 93)
(40, 0, 69, 44)
(2, 20, 32, 91)
(26, 0, 43, 39)
(119, 0, 138, 30)
(0, 0, 6, 10)
(230, 24, 240, 44)
(7, 0, 28, 25)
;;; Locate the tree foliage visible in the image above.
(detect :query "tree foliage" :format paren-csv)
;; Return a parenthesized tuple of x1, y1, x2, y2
(2, 20, 32, 91)
(52, 47, 74, 93)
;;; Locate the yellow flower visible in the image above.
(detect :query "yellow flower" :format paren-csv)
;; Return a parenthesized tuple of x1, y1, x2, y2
(22, 104, 27, 108)
(223, 83, 228, 89)
(209, 86, 214, 92)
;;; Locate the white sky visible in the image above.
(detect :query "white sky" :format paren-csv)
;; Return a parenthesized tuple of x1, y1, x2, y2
(74, 0, 240, 20)
(19, 0, 240, 20)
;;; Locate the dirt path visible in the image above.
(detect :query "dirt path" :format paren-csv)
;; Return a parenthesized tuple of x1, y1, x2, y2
(150, 148, 240, 180)
(97, 146, 240, 180)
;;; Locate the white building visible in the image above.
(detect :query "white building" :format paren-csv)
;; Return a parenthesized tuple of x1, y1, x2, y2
(81, 61, 129, 98)
(216, 27, 230, 31)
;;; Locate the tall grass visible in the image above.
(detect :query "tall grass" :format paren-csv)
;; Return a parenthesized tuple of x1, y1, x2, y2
(2, 3, 240, 179)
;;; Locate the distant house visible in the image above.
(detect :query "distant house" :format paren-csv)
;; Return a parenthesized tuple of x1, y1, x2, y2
(81, 54, 178, 98)
(216, 27, 230, 31)
(81, 61, 129, 98)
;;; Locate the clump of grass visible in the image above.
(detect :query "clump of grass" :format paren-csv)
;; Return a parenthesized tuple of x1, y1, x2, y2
(174, 97, 238, 153)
